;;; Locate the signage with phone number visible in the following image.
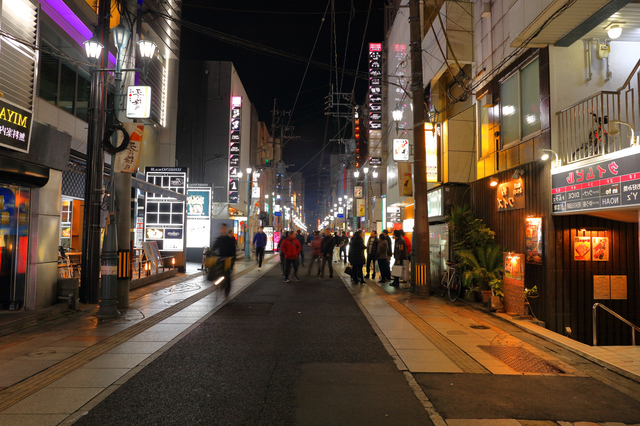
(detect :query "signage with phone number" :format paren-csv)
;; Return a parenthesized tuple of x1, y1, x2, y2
(551, 149, 640, 214)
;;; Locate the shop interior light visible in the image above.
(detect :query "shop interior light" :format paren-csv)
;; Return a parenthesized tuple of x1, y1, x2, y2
(489, 177, 499, 187)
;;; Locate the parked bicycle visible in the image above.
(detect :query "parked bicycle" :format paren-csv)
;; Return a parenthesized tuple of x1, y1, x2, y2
(440, 261, 463, 302)
(572, 113, 609, 161)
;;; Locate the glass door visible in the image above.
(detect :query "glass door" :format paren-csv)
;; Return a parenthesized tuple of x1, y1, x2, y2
(0, 186, 29, 310)
(60, 199, 72, 249)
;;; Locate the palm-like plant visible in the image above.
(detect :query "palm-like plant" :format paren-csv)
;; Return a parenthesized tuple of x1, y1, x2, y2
(457, 244, 504, 291)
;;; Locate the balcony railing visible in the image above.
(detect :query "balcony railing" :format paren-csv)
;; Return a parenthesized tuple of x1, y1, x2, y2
(557, 59, 640, 165)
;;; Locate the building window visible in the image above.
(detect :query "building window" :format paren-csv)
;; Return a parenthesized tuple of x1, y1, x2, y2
(38, 43, 93, 122)
(500, 58, 540, 146)
(478, 95, 492, 159)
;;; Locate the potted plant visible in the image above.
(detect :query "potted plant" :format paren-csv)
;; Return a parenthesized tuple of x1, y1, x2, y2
(457, 244, 504, 302)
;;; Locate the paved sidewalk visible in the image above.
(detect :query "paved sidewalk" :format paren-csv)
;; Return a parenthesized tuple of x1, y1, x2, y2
(0, 254, 637, 426)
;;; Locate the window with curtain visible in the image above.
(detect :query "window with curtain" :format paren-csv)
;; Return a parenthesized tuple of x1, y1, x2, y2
(500, 58, 540, 146)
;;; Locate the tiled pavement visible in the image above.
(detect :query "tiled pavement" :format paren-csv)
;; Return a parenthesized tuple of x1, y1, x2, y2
(0, 255, 638, 426)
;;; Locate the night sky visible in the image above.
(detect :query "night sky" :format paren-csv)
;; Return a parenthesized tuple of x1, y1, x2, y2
(180, 1, 385, 226)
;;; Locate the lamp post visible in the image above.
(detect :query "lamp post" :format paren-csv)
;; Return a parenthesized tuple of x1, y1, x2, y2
(243, 167, 253, 261)
(81, 24, 157, 317)
(392, 104, 403, 135)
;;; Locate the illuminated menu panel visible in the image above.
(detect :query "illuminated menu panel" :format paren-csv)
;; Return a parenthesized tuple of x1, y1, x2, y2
(144, 167, 187, 251)
(551, 149, 640, 214)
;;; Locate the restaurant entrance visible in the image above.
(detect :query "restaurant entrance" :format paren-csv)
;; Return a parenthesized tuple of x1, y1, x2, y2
(0, 185, 30, 310)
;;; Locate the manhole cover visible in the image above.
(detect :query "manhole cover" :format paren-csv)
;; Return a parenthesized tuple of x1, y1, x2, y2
(470, 325, 490, 329)
(479, 345, 564, 374)
(218, 302, 273, 316)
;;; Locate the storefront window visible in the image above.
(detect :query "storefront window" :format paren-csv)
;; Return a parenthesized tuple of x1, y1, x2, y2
(500, 58, 540, 146)
(60, 199, 72, 249)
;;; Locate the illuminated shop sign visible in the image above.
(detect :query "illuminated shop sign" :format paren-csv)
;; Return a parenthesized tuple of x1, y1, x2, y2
(186, 185, 211, 248)
(551, 148, 640, 214)
(393, 139, 410, 161)
(424, 123, 440, 183)
(126, 86, 152, 118)
(427, 188, 442, 217)
(144, 167, 187, 251)
(0, 98, 32, 153)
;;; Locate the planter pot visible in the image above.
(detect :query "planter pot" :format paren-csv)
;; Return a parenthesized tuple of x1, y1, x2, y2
(481, 290, 492, 303)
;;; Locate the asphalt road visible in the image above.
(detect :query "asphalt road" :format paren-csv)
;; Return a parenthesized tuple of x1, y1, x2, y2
(75, 256, 432, 425)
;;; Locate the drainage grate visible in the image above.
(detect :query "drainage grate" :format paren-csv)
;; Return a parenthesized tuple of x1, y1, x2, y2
(479, 345, 565, 374)
(218, 302, 274, 316)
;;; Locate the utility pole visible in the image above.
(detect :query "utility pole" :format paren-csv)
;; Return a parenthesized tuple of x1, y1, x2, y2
(80, 0, 110, 304)
(409, 0, 431, 295)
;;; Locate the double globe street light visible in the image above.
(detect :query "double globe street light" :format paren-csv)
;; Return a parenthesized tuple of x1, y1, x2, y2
(82, 24, 157, 318)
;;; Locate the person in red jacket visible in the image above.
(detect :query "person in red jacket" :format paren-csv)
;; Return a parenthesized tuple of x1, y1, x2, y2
(281, 231, 301, 282)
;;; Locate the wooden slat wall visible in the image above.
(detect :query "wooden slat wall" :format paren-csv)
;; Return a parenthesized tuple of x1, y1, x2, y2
(471, 162, 639, 345)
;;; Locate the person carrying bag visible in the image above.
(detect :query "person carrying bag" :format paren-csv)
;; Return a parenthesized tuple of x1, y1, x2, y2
(390, 230, 407, 287)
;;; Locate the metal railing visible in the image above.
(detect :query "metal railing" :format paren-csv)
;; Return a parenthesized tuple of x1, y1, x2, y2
(592, 303, 639, 346)
(557, 58, 640, 165)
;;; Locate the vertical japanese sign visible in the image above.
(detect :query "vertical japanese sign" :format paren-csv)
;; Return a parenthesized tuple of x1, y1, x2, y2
(368, 43, 382, 162)
(424, 123, 439, 183)
(229, 96, 242, 204)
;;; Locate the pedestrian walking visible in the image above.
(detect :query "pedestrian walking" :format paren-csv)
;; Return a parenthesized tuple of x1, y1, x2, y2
(307, 231, 322, 276)
(333, 232, 341, 263)
(401, 229, 411, 284)
(365, 230, 378, 280)
(252, 226, 267, 271)
(212, 224, 236, 292)
(296, 230, 306, 266)
(320, 229, 337, 279)
(348, 230, 366, 284)
(278, 231, 288, 274)
(340, 231, 349, 264)
(281, 232, 301, 282)
(376, 233, 391, 283)
(391, 230, 407, 287)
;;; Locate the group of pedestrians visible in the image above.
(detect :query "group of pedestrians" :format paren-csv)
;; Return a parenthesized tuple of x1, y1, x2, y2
(249, 226, 411, 287)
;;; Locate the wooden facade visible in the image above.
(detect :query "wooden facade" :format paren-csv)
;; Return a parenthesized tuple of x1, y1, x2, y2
(471, 163, 640, 345)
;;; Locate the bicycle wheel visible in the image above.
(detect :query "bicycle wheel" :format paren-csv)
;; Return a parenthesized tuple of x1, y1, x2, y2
(440, 273, 449, 296)
(448, 273, 462, 302)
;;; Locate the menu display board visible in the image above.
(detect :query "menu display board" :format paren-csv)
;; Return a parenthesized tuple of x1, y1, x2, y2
(551, 148, 640, 214)
(593, 275, 610, 299)
(186, 185, 211, 248)
(525, 217, 542, 264)
(144, 167, 187, 251)
(504, 253, 523, 280)
(611, 275, 628, 299)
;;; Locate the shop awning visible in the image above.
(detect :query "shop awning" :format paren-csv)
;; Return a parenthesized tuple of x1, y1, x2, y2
(131, 177, 187, 201)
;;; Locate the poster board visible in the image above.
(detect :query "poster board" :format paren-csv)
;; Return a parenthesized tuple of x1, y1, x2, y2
(573, 236, 591, 261)
(593, 275, 610, 299)
(525, 217, 542, 264)
(591, 237, 609, 261)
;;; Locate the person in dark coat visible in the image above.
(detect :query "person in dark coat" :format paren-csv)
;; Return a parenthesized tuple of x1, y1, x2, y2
(376, 233, 391, 283)
(340, 231, 349, 264)
(391, 229, 407, 287)
(252, 226, 267, 270)
(348, 230, 366, 284)
(320, 229, 337, 279)
(382, 229, 393, 258)
(365, 230, 378, 280)
(296, 230, 306, 266)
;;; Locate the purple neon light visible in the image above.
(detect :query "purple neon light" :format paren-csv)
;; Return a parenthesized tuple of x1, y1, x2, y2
(40, 0, 116, 68)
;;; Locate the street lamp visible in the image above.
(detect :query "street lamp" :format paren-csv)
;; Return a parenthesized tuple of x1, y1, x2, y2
(392, 103, 403, 134)
(82, 24, 158, 318)
(244, 168, 253, 260)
